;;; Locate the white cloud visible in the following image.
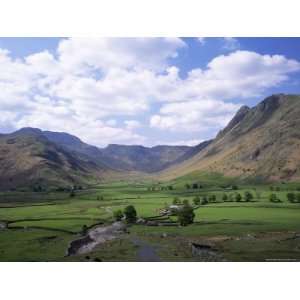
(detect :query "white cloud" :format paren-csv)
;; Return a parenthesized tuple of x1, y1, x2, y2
(166, 139, 204, 146)
(150, 50, 300, 133)
(222, 37, 240, 51)
(57, 37, 186, 73)
(0, 38, 300, 146)
(150, 99, 240, 133)
(197, 38, 206, 45)
(125, 120, 141, 130)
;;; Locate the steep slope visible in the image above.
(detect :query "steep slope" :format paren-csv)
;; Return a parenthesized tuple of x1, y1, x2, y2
(161, 94, 300, 182)
(0, 128, 116, 190)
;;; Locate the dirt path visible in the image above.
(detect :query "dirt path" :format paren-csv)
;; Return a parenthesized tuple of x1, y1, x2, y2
(67, 222, 126, 256)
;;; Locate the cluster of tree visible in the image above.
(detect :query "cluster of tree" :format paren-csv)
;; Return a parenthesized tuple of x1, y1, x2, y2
(185, 183, 204, 190)
(286, 193, 300, 203)
(176, 202, 195, 226)
(113, 205, 137, 223)
(148, 185, 174, 191)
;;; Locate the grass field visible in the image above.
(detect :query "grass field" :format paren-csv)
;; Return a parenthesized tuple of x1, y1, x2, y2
(1, 175, 300, 261)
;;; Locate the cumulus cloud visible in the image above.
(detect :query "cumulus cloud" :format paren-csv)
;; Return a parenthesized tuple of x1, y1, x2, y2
(222, 37, 240, 51)
(0, 38, 299, 146)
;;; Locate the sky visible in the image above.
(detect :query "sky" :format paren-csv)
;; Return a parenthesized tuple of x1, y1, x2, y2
(1, 37, 300, 147)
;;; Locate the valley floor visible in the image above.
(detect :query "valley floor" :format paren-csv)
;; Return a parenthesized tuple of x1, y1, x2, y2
(1, 179, 300, 261)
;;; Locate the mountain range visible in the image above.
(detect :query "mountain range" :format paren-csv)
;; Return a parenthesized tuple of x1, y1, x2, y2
(0, 93, 300, 190)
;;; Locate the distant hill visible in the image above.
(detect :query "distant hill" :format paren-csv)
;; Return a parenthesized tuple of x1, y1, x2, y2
(44, 131, 193, 172)
(160, 94, 300, 182)
(0, 128, 116, 190)
(0, 127, 198, 190)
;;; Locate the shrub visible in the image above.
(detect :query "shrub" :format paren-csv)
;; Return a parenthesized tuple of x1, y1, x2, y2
(177, 204, 195, 226)
(193, 196, 200, 206)
(244, 191, 253, 202)
(269, 193, 280, 203)
(235, 193, 242, 202)
(208, 194, 216, 202)
(192, 183, 198, 189)
(222, 194, 228, 201)
(287, 193, 296, 203)
(201, 196, 208, 205)
(124, 205, 137, 223)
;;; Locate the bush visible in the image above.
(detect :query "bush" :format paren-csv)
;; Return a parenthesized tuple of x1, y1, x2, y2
(192, 183, 198, 189)
(177, 204, 195, 226)
(235, 193, 242, 202)
(244, 191, 253, 202)
(269, 193, 280, 203)
(113, 209, 124, 221)
(208, 194, 216, 202)
(287, 193, 296, 203)
(193, 196, 200, 206)
(201, 196, 208, 205)
(69, 190, 75, 198)
(296, 193, 300, 203)
(222, 194, 228, 201)
(185, 184, 191, 189)
(232, 185, 238, 190)
(124, 205, 137, 223)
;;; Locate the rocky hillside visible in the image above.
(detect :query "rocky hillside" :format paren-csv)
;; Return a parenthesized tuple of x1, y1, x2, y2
(0, 128, 116, 190)
(0, 128, 198, 190)
(43, 131, 193, 172)
(160, 94, 300, 182)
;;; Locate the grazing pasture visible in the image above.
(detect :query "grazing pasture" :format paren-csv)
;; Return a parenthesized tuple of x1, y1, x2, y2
(1, 176, 300, 261)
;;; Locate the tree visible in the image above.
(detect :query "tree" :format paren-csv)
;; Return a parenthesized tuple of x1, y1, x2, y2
(70, 190, 75, 198)
(113, 209, 124, 221)
(193, 196, 200, 206)
(235, 193, 242, 202)
(222, 194, 228, 201)
(185, 183, 191, 189)
(232, 185, 238, 190)
(287, 192, 296, 203)
(209, 194, 216, 202)
(168, 185, 174, 190)
(296, 193, 300, 203)
(177, 204, 195, 226)
(269, 193, 279, 203)
(192, 183, 198, 189)
(201, 196, 208, 205)
(124, 205, 137, 223)
(244, 191, 253, 202)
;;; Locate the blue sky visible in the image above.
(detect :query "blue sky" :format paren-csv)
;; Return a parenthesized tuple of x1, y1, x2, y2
(0, 37, 300, 147)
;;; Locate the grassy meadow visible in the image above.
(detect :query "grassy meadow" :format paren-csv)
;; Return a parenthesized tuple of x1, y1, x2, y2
(1, 174, 300, 261)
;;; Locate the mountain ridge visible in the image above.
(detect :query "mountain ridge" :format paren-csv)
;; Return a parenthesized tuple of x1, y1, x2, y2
(160, 94, 300, 182)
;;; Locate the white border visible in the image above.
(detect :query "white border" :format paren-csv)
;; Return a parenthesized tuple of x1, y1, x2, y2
(0, 0, 300, 299)
(0, 0, 299, 36)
